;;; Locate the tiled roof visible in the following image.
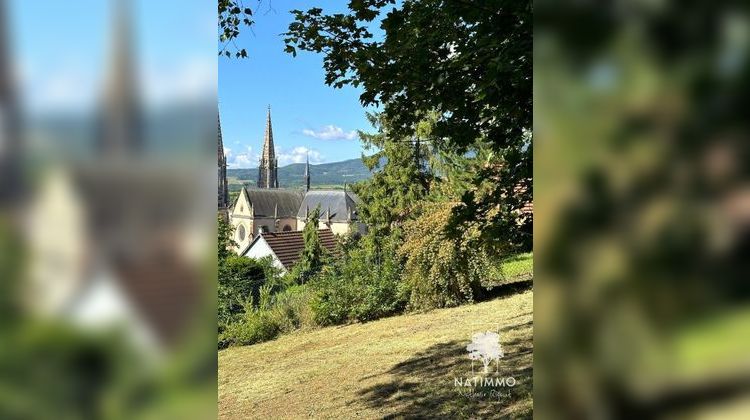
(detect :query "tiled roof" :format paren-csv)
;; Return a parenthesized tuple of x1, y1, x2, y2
(255, 229, 338, 270)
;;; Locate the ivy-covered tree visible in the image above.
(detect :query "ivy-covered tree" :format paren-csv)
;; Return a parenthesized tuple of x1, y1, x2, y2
(293, 206, 325, 284)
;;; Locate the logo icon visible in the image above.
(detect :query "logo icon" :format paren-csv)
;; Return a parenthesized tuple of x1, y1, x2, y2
(466, 331, 503, 375)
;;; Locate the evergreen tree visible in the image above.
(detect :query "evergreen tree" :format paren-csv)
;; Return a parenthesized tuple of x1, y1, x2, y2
(354, 113, 433, 235)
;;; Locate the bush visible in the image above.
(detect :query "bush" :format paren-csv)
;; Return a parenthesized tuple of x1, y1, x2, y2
(310, 232, 408, 325)
(218, 285, 315, 348)
(218, 256, 284, 328)
(400, 202, 491, 310)
(219, 311, 280, 348)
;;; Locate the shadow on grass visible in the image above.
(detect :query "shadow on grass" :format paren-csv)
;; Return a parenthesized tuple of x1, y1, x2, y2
(355, 317, 533, 419)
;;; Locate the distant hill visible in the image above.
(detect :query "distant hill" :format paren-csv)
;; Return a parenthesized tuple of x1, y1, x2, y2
(227, 158, 373, 190)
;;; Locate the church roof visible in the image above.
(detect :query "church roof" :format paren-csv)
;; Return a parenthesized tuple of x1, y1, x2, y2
(244, 229, 338, 271)
(241, 188, 304, 218)
(297, 190, 360, 222)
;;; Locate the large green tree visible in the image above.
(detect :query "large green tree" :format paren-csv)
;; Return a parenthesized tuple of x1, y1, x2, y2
(284, 0, 532, 252)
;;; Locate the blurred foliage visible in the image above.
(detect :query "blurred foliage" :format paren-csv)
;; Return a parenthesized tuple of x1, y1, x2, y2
(536, 1, 750, 418)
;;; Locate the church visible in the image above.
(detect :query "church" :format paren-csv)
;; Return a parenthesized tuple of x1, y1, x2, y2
(218, 107, 366, 256)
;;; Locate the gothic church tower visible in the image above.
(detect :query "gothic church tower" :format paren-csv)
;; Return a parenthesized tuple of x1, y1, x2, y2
(257, 106, 278, 189)
(218, 113, 229, 218)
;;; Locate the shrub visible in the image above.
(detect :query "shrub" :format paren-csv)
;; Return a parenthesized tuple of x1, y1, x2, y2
(219, 285, 315, 348)
(311, 232, 408, 325)
(219, 310, 280, 348)
(218, 255, 284, 327)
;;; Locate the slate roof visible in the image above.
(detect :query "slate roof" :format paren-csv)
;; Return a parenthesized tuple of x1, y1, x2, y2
(241, 188, 304, 218)
(245, 229, 338, 271)
(297, 190, 360, 222)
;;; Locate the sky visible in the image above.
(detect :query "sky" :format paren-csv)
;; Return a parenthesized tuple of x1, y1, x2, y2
(219, 1, 376, 167)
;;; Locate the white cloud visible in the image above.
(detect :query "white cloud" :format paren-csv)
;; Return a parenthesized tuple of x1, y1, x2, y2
(277, 146, 323, 166)
(302, 125, 358, 141)
(226, 145, 259, 169)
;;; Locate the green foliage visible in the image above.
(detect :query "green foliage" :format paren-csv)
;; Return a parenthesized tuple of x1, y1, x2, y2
(218, 215, 236, 263)
(291, 206, 326, 284)
(311, 232, 407, 325)
(400, 202, 493, 310)
(219, 285, 315, 348)
(218, 0, 256, 58)
(353, 113, 432, 234)
(285, 1, 531, 254)
(218, 255, 283, 327)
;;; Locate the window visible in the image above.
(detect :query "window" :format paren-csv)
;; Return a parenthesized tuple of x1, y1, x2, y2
(237, 224, 246, 242)
(283, 225, 292, 232)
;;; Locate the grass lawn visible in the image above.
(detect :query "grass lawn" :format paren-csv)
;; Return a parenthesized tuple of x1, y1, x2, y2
(219, 289, 533, 419)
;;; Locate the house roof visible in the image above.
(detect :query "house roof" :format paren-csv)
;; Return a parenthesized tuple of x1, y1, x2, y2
(241, 188, 304, 218)
(244, 229, 338, 271)
(297, 190, 360, 222)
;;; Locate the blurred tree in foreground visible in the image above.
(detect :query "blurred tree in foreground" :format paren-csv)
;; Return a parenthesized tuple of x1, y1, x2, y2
(536, 1, 750, 418)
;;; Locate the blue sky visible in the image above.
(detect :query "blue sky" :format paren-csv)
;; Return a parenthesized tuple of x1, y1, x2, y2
(219, 1, 376, 167)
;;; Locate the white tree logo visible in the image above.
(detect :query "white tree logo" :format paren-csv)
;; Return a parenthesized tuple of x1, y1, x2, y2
(466, 331, 503, 374)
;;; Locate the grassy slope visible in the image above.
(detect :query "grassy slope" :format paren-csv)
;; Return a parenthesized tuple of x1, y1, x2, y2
(219, 290, 533, 419)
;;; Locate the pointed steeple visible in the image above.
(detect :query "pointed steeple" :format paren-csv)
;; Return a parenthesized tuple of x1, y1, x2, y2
(98, 0, 141, 157)
(304, 153, 311, 192)
(218, 112, 229, 217)
(257, 105, 278, 188)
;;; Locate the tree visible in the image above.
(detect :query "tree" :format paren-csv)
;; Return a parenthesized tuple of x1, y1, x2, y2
(284, 1, 532, 253)
(218, 215, 236, 263)
(353, 113, 432, 235)
(293, 206, 325, 284)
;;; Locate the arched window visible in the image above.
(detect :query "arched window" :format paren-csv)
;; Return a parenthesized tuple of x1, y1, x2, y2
(236, 224, 246, 242)
(282, 225, 292, 232)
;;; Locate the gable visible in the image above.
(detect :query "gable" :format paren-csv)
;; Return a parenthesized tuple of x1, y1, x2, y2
(232, 188, 253, 217)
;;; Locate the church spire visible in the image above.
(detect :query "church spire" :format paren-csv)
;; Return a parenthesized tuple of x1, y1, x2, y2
(218, 112, 229, 217)
(257, 105, 278, 188)
(98, 0, 141, 157)
(304, 152, 310, 192)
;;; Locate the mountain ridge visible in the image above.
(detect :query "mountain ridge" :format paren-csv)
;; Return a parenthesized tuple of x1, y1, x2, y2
(227, 157, 372, 189)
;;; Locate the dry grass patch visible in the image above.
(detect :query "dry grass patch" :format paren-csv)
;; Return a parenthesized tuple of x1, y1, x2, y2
(219, 290, 533, 419)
